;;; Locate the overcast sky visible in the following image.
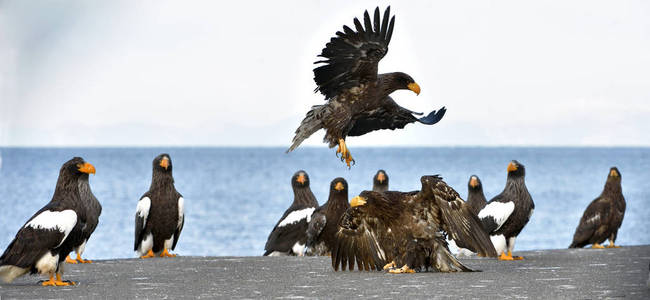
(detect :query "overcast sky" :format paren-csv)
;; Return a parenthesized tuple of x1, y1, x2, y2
(1, 0, 648, 147)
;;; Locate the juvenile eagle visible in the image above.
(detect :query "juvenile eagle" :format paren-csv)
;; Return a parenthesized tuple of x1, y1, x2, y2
(332, 175, 497, 273)
(287, 7, 446, 167)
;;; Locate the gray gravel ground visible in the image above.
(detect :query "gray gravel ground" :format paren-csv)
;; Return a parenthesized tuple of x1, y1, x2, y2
(0, 245, 649, 299)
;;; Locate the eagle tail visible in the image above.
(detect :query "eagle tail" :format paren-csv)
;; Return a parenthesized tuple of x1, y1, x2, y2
(286, 105, 328, 153)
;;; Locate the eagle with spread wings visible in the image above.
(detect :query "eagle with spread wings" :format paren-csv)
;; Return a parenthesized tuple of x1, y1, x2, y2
(331, 175, 497, 273)
(287, 7, 446, 167)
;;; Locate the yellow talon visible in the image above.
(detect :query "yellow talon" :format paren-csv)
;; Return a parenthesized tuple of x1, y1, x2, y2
(606, 243, 620, 248)
(140, 249, 155, 259)
(383, 261, 396, 270)
(160, 248, 176, 257)
(591, 243, 605, 249)
(42, 274, 75, 286)
(65, 255, 78, 264)
(388, 265, 415, 274)
(76, 253, 92, 263)
(498, 251, 523, 261)
(336, 139, 355, 168)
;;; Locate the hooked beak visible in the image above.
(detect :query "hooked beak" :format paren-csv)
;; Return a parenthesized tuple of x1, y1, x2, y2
(350, 196, 367, 207)
(507, 162, 517, 172)
(334, 182, 345, 191)
(160, 157, 170, 170)
(377, 172, 386, 183)
(296, 174, 306, 185)
(469, 177, 479, 188)
(609, 169, 618, 177)
(78, 162, 96, 175)
(407, 82, 420, 95)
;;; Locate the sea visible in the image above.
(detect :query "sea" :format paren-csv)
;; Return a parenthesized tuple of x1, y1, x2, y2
(0, 147, 648, 259)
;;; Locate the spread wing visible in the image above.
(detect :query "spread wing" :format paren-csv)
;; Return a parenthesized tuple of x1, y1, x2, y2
(422, 175, 498, 257)
(331, 191, 403, 271)
(134, 196, 151, 251)
(347, 97, 446, 136)
(314, 7, 394, 99)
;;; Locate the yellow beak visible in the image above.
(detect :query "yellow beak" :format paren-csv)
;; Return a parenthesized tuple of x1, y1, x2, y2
(507, 162, 517, 172)
(469, 177, 479, 188)
(160, 157, 169, 170)
(407, 82, 420, 95)
(334, 182, 345, 191)
(350, 196, 367, 207)
(78, 162, 96, 174)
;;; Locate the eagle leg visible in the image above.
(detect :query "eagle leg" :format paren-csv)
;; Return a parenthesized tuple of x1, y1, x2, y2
(65, 255, 78, 264)
(605, 243, 620, 248)
(382, 261, 396, 270)
(388, 265, 416, 274)
(336, 139, 355, 168)
(140, 249, 155, 259)
(160, 248, 177, 257)
(591, 243, 605, 249)
(76, 253, 93, 264)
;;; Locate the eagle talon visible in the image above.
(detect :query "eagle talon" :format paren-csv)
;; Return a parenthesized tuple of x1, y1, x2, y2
(65, 255, 78, 264)
(140, 249, 155, 259)
(591, 243, 605, 249)
(160, 248, 176, 257)
(606, 244, 620, 248)
(382, 261, 396, 270)
(76, 253, 92, 263)
(388, 265, 415, 274)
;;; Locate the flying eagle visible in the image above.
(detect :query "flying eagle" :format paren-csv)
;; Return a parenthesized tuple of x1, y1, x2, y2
(331, 175, 497, 273)
(287, 7, 446, 167)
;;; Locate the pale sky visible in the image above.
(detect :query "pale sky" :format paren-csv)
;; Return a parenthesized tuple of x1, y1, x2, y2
(1, 0, 649, 147)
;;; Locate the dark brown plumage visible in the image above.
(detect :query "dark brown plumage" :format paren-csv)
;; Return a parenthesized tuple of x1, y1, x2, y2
(478, 160, 534, 260)
(306, 178, 350, 256)
(569, 167, 625, 249)
(0, 157, 95, 285)
(466, 175, 487, 216)
(287, 7, 446, 167)
(372, 170, 389, 192)
(264, 171, 319, 256)
(331, 175, 497, 273)
(66, 165, 101, 264)
(134, 154, 184, 258)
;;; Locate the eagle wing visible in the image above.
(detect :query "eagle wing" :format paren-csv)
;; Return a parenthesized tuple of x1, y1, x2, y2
(422, 175, 498, 257)
(331, 191, 403, 271)
(314, 7, 394, 99)
(570, 197, 611, 247)
(172, 196, 184, 250)
(134, 196, 151, 251)
(347, 97, 446, 136)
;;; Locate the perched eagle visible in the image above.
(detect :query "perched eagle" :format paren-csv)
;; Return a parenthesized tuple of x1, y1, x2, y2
(372, 170, 389, 192)
(569, 167, 625, 249)
(135, 154, 184, 258)
(466, 175, 487, 216)
(478, 160, 534, 260)
(332, 175, 497, 273)
(65, 165, 102, 264)
(287, 7, 446, 167)
(305, 178, 350, 256)
(264, 170, 319, 256)
(0, 157, 95, 286)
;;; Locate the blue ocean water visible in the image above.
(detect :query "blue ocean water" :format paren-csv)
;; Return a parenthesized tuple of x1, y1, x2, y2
(0, 147, 648, 259)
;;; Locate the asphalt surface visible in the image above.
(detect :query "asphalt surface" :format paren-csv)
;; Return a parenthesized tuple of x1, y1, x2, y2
(0, 245, 649, 299)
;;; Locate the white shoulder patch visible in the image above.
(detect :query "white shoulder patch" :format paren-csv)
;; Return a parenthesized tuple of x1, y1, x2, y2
(177, 197, 184, 229)
(278, 207, 315, 227)
(136, 197, 151, 228)
(478, 201, 515, 230)
(25, 210, 77, 247)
